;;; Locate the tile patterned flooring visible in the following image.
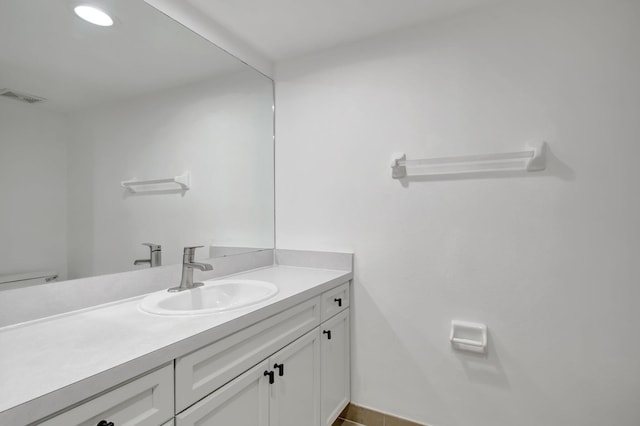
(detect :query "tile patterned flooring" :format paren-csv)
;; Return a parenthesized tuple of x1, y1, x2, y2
(332, 404, 426, 426)
(333, 419, 366, 426)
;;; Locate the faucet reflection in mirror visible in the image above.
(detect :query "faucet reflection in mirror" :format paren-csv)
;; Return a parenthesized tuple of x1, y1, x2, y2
(133, 243, 162, 268)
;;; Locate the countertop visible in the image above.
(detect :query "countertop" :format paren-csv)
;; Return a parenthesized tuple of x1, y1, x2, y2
(0, 265, 352, 425)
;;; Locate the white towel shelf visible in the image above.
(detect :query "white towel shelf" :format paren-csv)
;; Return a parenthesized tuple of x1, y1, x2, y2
(391, 142, 547, 179)
(121, 172, 190, 193)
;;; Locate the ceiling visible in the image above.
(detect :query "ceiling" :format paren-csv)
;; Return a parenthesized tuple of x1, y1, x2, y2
(0, 0, 512, 110)
(184, 0, 509, 61)
(0, 0, 249, 112)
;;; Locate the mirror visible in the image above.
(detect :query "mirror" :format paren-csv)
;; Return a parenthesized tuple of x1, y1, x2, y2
(0, 0, 274, 286)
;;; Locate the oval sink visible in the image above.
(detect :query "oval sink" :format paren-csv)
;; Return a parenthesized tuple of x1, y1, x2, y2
(139, 279, 278, 316)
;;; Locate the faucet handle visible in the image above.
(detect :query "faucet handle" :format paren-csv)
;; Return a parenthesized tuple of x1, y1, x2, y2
(142, 243, 162, 251)
(183, 245, 205, 262)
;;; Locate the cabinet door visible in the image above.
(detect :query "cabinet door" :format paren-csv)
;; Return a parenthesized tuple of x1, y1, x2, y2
(321, 308, 350, 426)
(269, 329, 321, 426)
(176, 360, 269, 426)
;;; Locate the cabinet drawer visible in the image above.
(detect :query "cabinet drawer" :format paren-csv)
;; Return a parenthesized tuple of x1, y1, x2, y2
(175, 296, 321, 412)
(321, 282, 349, 322)
(39, 363, 174, 426)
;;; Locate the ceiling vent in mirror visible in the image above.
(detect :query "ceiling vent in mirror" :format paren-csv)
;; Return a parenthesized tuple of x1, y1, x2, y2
(0, 89, 47, 104)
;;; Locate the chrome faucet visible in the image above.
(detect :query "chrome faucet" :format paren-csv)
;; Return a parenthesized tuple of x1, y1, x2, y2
(168, 246, 213, 292)
(134, 243, 162, 267)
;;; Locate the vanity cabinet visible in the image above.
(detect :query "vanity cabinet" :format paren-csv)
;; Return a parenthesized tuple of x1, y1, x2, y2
(173, 283, 350, 426)
(32, 282, 350, 426)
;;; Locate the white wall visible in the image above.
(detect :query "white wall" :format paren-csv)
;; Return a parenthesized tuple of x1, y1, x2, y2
(67, 70, 274, 278)
(0, 100, 68, 280)
(275, 1, 640, 425)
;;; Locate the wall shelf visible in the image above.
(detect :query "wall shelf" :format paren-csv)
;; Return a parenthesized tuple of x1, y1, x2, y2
(121, 172, 190, 193)
(391, 142, 547, 179)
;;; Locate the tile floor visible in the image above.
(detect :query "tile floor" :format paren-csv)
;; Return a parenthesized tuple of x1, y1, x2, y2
(332, 419, 366, 426)
(332, 404, 426, 426)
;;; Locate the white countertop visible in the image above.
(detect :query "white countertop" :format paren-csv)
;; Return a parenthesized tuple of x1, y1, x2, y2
(0, 265, 352, 425)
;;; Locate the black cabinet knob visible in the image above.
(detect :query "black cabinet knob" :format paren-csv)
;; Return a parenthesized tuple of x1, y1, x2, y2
(273, 363, 285, 376)
(323, 329, 332, 340)
(97, 421, 114, 426)
(334, 298, 343, 307)
(264, 370, 275, 384)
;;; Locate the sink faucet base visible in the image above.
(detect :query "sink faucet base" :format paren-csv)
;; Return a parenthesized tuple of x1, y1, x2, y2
(168, 282, 204, 292)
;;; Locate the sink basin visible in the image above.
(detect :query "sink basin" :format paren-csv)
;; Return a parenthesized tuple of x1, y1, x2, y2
(139, 279, 278, 316)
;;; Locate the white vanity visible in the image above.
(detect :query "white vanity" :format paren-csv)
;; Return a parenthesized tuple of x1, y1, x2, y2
(0, 259, 352, 426)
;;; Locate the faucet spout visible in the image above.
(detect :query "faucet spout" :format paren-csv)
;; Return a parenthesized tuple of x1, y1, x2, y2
(184, 262, 213, 272)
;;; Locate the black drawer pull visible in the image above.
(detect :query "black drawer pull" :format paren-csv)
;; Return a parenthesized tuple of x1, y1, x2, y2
(334, 298, 343, 307)
(97, 421, 114, 426)
(264, 370, 275, 384)
(274, 363, 285, 376)
(323, 329, 332, 340)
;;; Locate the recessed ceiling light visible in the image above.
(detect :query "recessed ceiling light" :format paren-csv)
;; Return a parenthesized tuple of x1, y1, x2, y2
(74, 5, 114, 27)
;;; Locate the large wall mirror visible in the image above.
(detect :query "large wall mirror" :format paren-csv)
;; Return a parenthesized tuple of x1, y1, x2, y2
(0, 0, 274, 287)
